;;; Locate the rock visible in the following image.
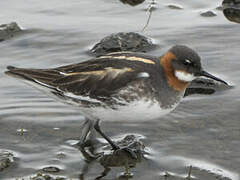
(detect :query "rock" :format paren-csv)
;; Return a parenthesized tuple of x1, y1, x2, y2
(79, 134, 146, 179)
(0, 150, 14, 171)
(222, 0, 240, 23)
(222, 0, 240, 6)
(90, 32, 157, 56)
(184, 78, 232, 97)
(166, 4, 183, 10)
(31, 173, 66, 180)
(216, 5, 224, 11)
(223, 8, 240, 23)
(119, 0, 145, 6)
(42, 166, 61, 173)
(0, 22, 22, 42)
(56, 152, 66, 159)
(200, 10, 217, 17)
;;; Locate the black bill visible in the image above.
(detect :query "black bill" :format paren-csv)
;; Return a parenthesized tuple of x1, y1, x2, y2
(199, 70, 228, 85)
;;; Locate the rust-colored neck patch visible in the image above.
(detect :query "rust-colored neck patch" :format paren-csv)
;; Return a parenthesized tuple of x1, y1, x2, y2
(160, 52, 188, 92)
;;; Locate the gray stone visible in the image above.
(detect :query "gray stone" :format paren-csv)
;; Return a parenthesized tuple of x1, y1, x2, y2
(216, 5, 224, 11)
(200, 11, 217, 17)
(0, 150, 14, 171)
(222, 0, 240, 23)
(42, 166, 61, 173)
(0, 22, 22, 42)
(90, 32, 157, 56)
(222, 0, 240, 7)
(119, 0, 145, 6)
(31, 173, 66, 180)
(167, 4, 183, 10)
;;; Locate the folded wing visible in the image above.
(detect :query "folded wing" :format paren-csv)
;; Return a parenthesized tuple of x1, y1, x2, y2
(5, 59, 144, 98)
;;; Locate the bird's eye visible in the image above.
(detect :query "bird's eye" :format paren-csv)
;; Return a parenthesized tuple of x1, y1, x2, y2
(183, 59, 192, 66)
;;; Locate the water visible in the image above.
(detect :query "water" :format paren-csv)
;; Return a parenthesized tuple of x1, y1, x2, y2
(0, 0, 240, 179)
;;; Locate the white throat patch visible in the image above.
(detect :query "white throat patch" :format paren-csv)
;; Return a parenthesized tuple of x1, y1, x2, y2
(175, 70, 195, 82)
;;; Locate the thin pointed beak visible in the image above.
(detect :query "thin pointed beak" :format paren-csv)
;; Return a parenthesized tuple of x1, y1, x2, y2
(199, 70, 228, 85)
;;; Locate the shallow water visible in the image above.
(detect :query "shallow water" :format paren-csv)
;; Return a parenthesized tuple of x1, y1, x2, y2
(0, 0, 240, 179)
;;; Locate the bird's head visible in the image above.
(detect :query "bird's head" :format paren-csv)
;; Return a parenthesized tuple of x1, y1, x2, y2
(168, 45, 227, 84)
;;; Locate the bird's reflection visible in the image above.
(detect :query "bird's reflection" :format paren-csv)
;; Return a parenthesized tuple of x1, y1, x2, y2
(222, 0, 240, 23)
(78, 120, 146, 180)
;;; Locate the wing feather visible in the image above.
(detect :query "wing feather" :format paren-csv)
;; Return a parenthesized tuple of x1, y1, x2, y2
(5, 55, 155, 97)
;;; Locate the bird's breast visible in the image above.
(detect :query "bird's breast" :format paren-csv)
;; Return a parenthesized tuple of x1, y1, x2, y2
(86, 99, 179, 122)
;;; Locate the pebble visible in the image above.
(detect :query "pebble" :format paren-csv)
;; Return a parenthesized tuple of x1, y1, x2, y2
(167, 4, 183, 10)
(200, 10, 217, 17)
(0, 150, 14, 171)
(0, 22, 22, 42)
(119, 0, 145, 6)
(42, 166, 61, 173)
(90, 32, 157, 56)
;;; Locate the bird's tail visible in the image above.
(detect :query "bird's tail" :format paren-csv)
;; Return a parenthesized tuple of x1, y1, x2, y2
(5, 66, 61, 88)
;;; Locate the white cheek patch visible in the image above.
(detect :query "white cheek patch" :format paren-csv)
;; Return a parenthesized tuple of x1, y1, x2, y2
(175, 70, 195, 82)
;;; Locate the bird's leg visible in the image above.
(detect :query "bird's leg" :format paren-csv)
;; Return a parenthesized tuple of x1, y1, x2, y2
(94, 119, 119, 150)
(125, 161, 130, 176)
(94, 120, 138, 159)
(77, 118, 102, 159)
(78, 118, 95, 148)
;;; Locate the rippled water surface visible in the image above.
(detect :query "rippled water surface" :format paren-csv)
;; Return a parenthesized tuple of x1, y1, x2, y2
(0, 0, 240, 179)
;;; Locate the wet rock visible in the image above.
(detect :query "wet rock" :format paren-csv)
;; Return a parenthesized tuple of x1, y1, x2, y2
(222, 0, 240, 6)
(222, 0, 240, 23)
(0, 150, 14, 171)
(56, 152, 66, 159)
(79, 134, 146, 179)
(166, 4, 183, 10)
(119, 0, 145, 6)
(0, 22, 22, 42)
(42, 166, 61, 173)
(90, 32, 157, 56)
(185, 78, 232, 97)
(31, 173, 66, 180)
(216, 5, 224, 11)
(200, 10, 217, 17)
(223, 8, 240, 23)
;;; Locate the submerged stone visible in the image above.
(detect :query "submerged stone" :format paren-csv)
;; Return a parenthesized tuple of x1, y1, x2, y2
(216, 5, 224, 11)
(79, 134, 146, 179)
(90, 32, 157, 56)
(119, 0, 145, 6)
(200, 10, 217, 17)
(166, 4, 183, 10)
(223, 8, 240, 23)
(0, 150, 14, 171)
(42, 166, 61, 173)
(0, 22, 22, 42)
(185, 78, 232, 97)
(222, 0, 240, 23)
(31, 173, 66, 180)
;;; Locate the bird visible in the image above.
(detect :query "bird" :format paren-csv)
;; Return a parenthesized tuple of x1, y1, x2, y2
(5, 45, 228, 149)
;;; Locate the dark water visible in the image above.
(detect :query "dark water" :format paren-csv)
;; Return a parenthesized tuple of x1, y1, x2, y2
(0, 0, 240, 179)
